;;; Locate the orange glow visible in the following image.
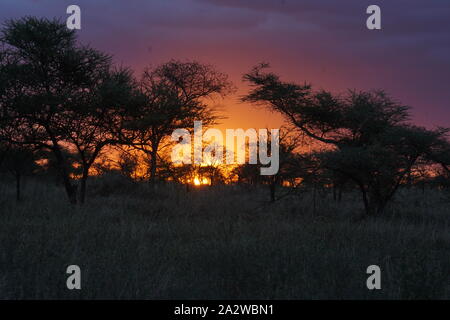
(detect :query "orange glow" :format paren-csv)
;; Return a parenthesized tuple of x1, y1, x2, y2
(193, 176, 210, 186)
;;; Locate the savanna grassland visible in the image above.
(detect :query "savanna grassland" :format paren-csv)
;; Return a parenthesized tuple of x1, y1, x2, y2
(0, 175, 448, 299)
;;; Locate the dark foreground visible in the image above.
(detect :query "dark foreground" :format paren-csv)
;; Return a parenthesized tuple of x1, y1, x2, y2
(0, 177, 449, 299)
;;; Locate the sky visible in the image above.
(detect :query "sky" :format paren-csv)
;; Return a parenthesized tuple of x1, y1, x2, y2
(1, 0, 450, 131)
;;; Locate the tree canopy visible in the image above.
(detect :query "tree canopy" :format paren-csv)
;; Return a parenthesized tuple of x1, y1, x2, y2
(243, 63, 450, 215)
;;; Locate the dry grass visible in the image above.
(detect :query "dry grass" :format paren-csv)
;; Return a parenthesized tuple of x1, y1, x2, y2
(0, 175, 449, 299)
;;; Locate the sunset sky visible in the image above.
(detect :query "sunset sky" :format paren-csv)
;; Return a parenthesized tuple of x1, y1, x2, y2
(2, 0, 450, 131)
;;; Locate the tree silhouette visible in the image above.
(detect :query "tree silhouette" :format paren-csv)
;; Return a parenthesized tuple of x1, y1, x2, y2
(0, 143, 36, 202)
(126, 60, 233, 183)
(0, 17, 137, 204)
(243, 64, 450, 215)
(64, 68, 138, 203)
(231, 128, 306, 202)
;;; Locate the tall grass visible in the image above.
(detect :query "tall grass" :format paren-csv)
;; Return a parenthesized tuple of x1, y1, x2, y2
(0, 176, 448, 299)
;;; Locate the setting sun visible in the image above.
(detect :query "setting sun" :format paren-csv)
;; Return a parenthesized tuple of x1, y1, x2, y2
(193, 177, 209, 186)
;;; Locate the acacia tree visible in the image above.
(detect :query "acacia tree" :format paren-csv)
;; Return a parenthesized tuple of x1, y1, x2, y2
(0, 45, 23, 166)
(318, 125, 448, 215)
(230, 129, 306, 202)
(127, 60, 233, 183)
(0, 143, 36, 202)
(243, 64, 450, 215)
(426, 135, 450, 174)
(0, 17, 136, 204)
(260, 129, 304, 202)
(64, 68, 138, 203)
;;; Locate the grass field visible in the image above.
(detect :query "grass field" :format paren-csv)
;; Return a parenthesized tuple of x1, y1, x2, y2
(0, 175, 449, 299)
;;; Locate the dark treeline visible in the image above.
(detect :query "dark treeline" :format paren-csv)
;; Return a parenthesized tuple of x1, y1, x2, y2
(0, 17, 449, 216)
(0, 17, 232, 204)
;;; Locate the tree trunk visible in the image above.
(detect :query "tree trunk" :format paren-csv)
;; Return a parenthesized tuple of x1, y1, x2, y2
(63, 176, 77, 205)
(150, 155, 157, 182)
(149, 148, 158, 184)
(360, 185, 371, 216)
(312, 183, 317, 215)
(15, 172, 21, 202)
(363, 189, 389, 216)
(149, 139, 161, 184)
(52, 145, 77, 205)
(269, 182, 276, 202)
(79, 167, 89, 204)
